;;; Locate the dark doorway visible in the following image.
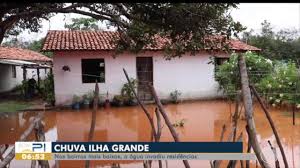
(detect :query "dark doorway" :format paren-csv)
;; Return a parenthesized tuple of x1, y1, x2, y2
(136, 57, 153, 101)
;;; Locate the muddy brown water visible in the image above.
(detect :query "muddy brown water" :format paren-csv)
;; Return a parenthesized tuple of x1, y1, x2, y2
(1, 100, 300, 168)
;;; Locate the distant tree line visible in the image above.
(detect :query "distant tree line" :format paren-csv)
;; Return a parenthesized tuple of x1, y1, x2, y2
(242, 20, 300, 65)
(2, 37, 53, 58)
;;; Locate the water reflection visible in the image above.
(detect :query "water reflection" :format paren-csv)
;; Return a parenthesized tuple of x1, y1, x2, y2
(0, 100, 300, 167)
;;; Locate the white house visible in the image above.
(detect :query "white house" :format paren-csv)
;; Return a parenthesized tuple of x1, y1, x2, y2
(0, 47, 52, 93)
(42, 30, 260, 105)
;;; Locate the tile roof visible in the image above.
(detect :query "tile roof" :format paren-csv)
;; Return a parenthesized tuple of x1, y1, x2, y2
(42, 30, 261, 52)
(0, 47, 52, 62)
(228, 40, 261, 51)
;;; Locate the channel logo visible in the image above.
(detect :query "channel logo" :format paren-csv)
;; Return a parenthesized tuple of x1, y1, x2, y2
(15, 142, 52, 160)
(15, 142, 51, 153)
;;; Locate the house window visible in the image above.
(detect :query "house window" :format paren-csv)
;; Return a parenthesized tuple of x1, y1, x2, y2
(215, 57, 228, 66)
(214, 57, 229, 78)
(12, 65, 16, 78)
(81, 59, 105, 83)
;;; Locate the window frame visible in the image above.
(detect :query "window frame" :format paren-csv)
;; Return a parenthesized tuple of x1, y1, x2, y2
(214, 57, 229, 78)
(215, 57, 229, 66)
(81, 58, 105, 84)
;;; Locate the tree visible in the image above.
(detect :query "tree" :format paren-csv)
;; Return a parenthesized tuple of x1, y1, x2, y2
(27, 38, 53, 57)
(215, 52, 273, 100)
(0, 3, 245, 57)
(2, 37, 30, 48)
(65, 17, 101, 31)
(242, 20, 300, 64)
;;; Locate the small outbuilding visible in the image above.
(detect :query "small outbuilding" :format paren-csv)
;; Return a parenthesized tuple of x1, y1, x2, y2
(0, 47, 52, 93)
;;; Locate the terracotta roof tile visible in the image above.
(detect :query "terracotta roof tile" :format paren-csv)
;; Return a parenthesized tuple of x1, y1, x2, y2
(0, 47, 52, 62)
(228, 40, 261, 51)
(42, 30, 260, 52)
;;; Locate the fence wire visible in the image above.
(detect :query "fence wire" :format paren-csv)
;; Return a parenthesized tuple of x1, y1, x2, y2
(215, 70, 300, 102)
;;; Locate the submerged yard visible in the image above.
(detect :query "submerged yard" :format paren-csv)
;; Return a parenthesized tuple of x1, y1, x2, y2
(1, 100, 300, 168)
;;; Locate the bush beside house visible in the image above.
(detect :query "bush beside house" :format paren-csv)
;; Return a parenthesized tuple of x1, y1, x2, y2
(215, 51, 300, 107)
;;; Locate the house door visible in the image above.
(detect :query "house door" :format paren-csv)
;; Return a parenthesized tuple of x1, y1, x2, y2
(136, 57, 153, 101)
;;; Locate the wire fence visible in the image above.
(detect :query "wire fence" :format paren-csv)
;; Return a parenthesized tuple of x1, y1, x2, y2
(214, 70, 300, 108)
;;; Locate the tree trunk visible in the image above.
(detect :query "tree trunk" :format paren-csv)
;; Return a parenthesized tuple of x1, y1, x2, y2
(238, 54, 271, 168)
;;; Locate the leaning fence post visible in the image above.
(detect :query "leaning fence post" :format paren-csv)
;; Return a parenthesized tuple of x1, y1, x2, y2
(0, 113, 43, 168)
(123, 68, 158, 140)
(250, 85, 289, 168)
(267, 140, 280, 168)
(238, 54, 271, 168)
(212, 124, 226, 168)
(148, 84, 191, 168)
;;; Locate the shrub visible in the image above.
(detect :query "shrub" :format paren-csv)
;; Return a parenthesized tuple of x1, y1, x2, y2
(215, 51, 273, 100)
(42, 73, 55, 106)
(121, 78, 137, 106)
(72, 95, 81, 103)
(11, 84, 23, 95)
(111, 95, 124, 107)
(170, 90, 182, 104)
(257, 61, 300, 107)
(82, 94, 89, 105)
(215, 51, 300, 107)
(20, 80, 29, 97)
(82, 91, 94, 106)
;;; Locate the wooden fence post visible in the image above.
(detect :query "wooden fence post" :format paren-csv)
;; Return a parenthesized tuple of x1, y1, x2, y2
(123, 68, 158, 140)
(238, 54, 271, 168)
(0, 113, 43, 168)
(250, 85, 288, 168)
(34, 120, 50, 168)
(148, 85, 191, 168)
(85, 81, 99, 168)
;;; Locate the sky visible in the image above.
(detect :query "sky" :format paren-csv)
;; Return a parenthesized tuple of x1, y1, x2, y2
(9, 3, 300, 42)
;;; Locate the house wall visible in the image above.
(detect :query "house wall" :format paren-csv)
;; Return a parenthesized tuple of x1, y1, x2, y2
(0, 64, 16, 92)
(53, 50, 227, 105)
(0, 64, 50, 93)
(15, 66, 50, 85)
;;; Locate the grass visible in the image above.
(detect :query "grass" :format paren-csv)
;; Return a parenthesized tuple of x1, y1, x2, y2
(0, 101, 32, 113)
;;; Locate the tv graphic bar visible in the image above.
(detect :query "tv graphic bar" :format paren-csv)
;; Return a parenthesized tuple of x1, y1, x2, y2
(15, 142, 256, 161)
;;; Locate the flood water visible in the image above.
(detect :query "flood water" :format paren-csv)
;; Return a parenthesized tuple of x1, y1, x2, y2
(1, 100, 300, 168)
